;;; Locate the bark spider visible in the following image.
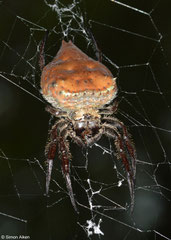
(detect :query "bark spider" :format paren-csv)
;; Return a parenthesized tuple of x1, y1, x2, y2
(40, 38, 136, 213)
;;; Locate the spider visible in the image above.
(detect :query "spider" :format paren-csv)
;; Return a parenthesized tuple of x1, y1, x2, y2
(40, 37, 136, 213)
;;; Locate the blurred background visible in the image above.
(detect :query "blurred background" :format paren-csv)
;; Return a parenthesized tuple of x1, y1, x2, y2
(0, 0, 171, 239)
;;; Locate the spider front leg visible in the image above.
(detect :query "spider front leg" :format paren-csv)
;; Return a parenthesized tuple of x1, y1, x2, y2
(103, 117, 136, 211)
(58, 135, 79, 213)
(45, 119, 78, 213)
(45, 122, 58, 195)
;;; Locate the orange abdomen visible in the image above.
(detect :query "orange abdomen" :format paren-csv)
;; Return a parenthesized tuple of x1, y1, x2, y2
(41, 40, 117, 111)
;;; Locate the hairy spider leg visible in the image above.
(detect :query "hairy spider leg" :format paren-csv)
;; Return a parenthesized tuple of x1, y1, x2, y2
(45, 108, 79, 213)
(39, 31, 49, 71)
(45, 105, 68, 118)
(99, 100, 119, 115)
(45, 118, 67, 193)
(45, 122, 58, 195)
(102, 116, 136, 211)
(58, 135, 79, 213)
(86, 28, 102, 62)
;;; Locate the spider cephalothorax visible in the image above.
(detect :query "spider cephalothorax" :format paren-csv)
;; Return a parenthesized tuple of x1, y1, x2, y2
(71, 111, 102, 147)
(40, 40, 136, 213)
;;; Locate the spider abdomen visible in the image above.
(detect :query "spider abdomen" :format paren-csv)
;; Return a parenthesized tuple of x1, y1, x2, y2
(41, 40, 117, 111)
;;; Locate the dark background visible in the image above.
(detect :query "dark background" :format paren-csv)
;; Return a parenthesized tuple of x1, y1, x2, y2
(0, 0, 171, 239)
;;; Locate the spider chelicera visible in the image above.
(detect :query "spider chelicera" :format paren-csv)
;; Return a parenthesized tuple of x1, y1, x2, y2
(40, 37, 136, 213)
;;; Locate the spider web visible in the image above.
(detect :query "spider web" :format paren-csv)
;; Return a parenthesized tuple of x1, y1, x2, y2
(0, 0, 171, 239)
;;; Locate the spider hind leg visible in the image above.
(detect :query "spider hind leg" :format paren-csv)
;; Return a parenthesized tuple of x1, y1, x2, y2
(39, 31, 49, 71)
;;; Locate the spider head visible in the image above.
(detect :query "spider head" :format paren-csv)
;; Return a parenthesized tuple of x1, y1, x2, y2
(72, 109, 102, 147)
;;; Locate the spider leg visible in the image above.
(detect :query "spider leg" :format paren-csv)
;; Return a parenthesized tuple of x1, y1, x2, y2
(99, 100, 119, 115)
(103, 117, 136, 211)
(45, 122, 58, 195)
(45, 116, 79, 213)
(45, 105, 68, 118)
(86, 28, 102, 62)
(45, 119, 68, 194)
(58, 133, 79, 213)
(39, 30, 49, 71)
